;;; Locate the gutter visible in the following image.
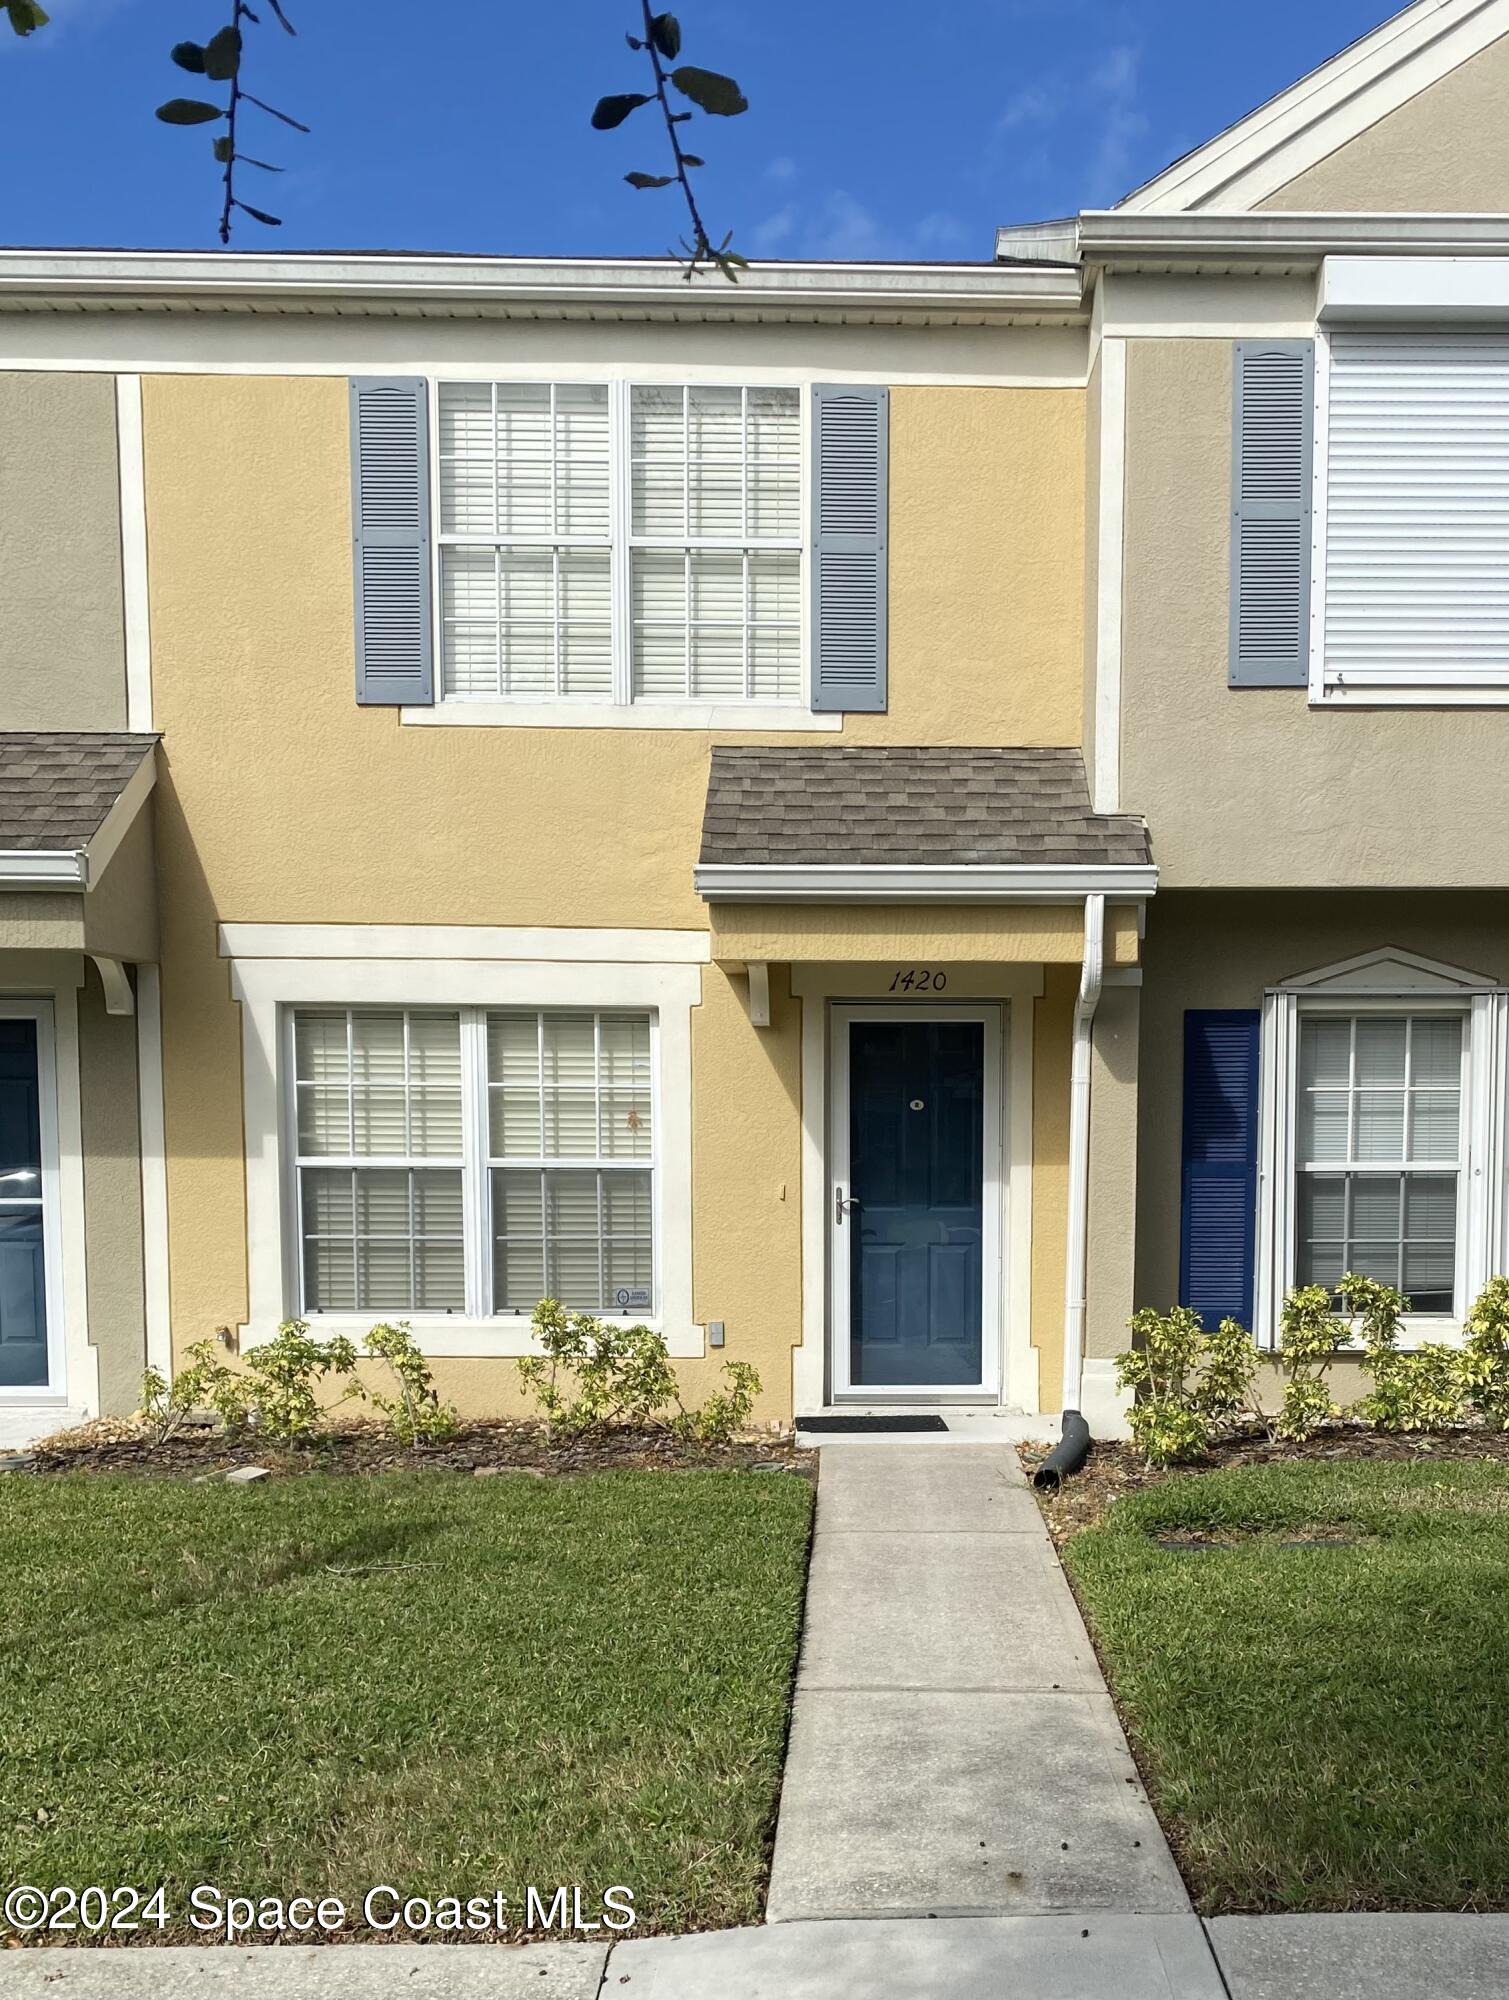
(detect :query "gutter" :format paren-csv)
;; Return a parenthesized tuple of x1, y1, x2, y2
(693, 862, 1157, 906)
(1077, 210, 1509, 266)
(1033, 891, 1104, 1492)
(0, 849, 87, 890)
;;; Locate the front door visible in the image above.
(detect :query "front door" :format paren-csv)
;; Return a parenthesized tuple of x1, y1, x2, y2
(0, 1016, 49, 1390)
(831, 1007, 1001, 1396)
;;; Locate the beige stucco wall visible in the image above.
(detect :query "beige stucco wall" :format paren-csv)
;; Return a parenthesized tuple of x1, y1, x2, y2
(141, 370, 1088, 1417)
(1121, 337, 1509, 887)
(0, 373, 128, 731)
(710, 903, 1139, 968)
(1261, 34, 1509, 211)
(1135, 889, 1509, 1395)
(78, 960, 147, 1417)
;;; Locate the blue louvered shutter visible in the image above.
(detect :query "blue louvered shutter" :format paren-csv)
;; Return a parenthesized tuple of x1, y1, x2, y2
(1179, 1009, 1260, 1331)
(350, 377, 433, 705)
(811, 384, 888, 712)
(1229, 340, 1313, 688)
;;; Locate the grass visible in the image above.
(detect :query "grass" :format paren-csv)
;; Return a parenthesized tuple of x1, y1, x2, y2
(1064, 1457, 1509, 1914)
(0, 1468, 812, 1938)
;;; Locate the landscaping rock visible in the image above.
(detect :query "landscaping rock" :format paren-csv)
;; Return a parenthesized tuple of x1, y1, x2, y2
(224, 1465, 270, 1485)
(0, 1453, 36, 1473)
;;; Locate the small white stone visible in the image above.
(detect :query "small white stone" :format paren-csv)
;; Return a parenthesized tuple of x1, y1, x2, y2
(223, 1465, 271, 1485)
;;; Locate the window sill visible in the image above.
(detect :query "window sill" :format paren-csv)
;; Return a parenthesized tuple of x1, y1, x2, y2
(1313, 681, 1509, 709)
(239, 1315, 705, 1360)
(401, 701, 841, 732)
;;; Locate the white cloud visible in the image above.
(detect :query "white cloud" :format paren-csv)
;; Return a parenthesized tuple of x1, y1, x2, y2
(764, 155, 798, 186)
(749, 191, 972, 263)
(994, 84, 1060, 136)
(1088, 43, 1139, 99)
(750, 203, 798, 253)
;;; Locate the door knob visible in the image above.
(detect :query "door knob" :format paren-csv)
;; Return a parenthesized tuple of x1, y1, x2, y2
(834, 1187, 860, 1225)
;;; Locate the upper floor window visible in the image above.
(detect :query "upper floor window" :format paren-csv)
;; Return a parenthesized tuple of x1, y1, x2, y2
(435, 382, 802, 707)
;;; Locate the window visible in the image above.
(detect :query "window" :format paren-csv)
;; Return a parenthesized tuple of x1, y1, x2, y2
(291, 1007, 655, 1319)
(1318, 333, 1509, 702)
(435, 381, 801, 707)
(1294, 1013, 1463, 1313)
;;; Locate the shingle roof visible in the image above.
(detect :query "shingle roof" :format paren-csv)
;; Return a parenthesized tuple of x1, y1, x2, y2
(699, 746, 1150, 869)
(0, 733, 158, 851)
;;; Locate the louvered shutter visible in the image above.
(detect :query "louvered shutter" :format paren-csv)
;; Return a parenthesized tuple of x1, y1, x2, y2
(350, 377, 433, 706)
(811, 384, 888, 712)
(1179, 1009, 1260, 1331)
(1229, 341, 1313, 688)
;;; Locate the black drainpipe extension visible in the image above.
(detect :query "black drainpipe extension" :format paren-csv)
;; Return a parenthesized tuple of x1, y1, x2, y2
(1032, 1410, 1091, 1492)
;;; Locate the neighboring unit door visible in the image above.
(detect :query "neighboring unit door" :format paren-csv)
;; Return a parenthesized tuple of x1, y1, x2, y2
(0, 1017, 49, 1390)
(832, 1008, 1000, 1395)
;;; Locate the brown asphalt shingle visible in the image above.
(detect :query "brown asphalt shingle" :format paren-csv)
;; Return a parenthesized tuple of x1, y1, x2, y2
(699, 746, 1150, 869)
(0, 733, 158, 851)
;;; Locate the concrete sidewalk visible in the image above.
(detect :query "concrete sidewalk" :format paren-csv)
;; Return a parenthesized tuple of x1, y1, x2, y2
(765, 1443, 1187, 1921)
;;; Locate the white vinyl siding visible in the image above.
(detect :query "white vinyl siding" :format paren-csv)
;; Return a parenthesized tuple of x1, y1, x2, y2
(435, 381, 802, 708)
(1322, 334, 1509, 697)
(291, 1007, 655, 1320)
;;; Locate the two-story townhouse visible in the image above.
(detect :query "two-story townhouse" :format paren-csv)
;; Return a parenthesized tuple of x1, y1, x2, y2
(3, 0, 1506, 1456)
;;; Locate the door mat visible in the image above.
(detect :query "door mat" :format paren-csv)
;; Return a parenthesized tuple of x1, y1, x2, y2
(798, 1415, 950, 1433)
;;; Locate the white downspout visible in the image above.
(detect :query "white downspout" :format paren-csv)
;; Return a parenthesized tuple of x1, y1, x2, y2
(1060, 892, 1105, 1418)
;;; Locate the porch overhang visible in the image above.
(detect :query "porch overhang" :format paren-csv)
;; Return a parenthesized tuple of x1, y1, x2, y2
(707, 899, 1144, 969)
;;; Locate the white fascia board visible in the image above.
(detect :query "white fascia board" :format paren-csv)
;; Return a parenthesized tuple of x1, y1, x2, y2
(693, 863, 1158, 904)
(83, 750, 156, 886)
(1320, 253, 1509, 318)
(1116, 0, 1509, 215)
(218, 922, 711, 964)
(0, 249, 1085, 322)
(0, 850, 86, 889)
(1081, 212, 1509, 267)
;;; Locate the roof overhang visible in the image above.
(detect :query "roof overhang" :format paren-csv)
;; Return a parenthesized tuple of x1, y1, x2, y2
(0, 747, 155, 894)
(1079, 210, 1509, 271)
(694, 862, 1159, 906)
(0, 249, 1087, 326)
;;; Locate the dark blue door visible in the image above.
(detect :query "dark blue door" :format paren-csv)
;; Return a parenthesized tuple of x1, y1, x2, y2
(0, 1019, 48, 1390)
(849, 1018, 984, 1388)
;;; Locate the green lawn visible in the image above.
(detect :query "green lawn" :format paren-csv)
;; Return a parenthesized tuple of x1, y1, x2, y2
(1065, 1458, 1509, 1914)
(0, 1469, 812, 1939)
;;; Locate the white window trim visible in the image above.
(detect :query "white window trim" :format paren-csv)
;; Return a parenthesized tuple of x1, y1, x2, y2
(1309, 325, 1509, 709)
(229, 949, 702, 1358)
(424, 376, 811, 725)
(1254, 950, 1509, 1349)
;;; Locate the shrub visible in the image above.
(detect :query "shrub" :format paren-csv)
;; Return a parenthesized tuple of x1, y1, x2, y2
(1461, 1276, 1509, 1429)
(239, 1320, 358, 1442)
(1116, 1306, 1258, 1468)
(138, 1336, 246, 1448)
(1343, 1271, 1465, 1432)
(1274, 1285, 1349, 1440)
(517, 1299, 761, 1444)
(354, 1321, 460, 1445)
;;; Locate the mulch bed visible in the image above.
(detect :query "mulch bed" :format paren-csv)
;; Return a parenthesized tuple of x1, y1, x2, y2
(11, 1418, 813, 1482)
(1019, 1424, 1509, 1547)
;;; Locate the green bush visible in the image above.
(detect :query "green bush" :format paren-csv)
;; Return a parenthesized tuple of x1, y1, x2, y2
(517, 1299, 761, 1444)
(1116, 1306, 1258, 1468)
(1461, 1275, 1509, 1429)
(138, 1336, 247, 1447)
(352, 1321, 460, 1445)
(1344, 1271, 1464, 1432)
(1274, 1285, 1348, 1440)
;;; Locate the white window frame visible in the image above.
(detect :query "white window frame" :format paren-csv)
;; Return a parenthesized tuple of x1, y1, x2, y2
(226, 935, 703, 1358)
(1309, 324, 1509, 709)
(425, 377, 819, 730)
(1255, 949, 1509, 1348)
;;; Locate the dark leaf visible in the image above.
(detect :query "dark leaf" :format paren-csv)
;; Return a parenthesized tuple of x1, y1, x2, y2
(241, 3, 260, 18)
(5, 1, 48, 35)
(242, 91, 311, 132)
(669, 65, 747, 116)
(212, 135, 233, 162)
(235, 200, 283, 227)
(591, 92, 651, 130)
(649, 11, 680, 57)
(266, 0, 297, 33)
(625, 32, 642, 48)
(625, 171, 673, 189)
(156, 98, 227, 125)
(240, 154, 286, 172)
(680, 153, 704, 167)
(203, 24, 242, 80)
(170, 39, 207, 71)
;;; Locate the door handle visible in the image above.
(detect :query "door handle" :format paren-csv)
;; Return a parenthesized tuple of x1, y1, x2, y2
(834, 1186, 860, 1225)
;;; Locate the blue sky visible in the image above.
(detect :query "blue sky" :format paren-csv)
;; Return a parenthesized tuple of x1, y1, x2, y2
(5, 0, 1396, 258)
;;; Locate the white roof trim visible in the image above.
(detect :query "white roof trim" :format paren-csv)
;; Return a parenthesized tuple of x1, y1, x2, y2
(694, 863, 1158, 905)
(1276, 946, 1498, 994)
(0, 750, 155, 894)
(0, 249, 1085, 323)
(1081, 210, 1509, 265)
(1118, 0, 1509, 215)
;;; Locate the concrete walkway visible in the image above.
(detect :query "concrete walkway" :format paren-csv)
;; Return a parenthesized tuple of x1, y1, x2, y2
(766, 1442, 1188, 1922)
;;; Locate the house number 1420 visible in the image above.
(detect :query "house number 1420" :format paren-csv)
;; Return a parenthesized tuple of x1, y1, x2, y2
(888, 968, 947, 992)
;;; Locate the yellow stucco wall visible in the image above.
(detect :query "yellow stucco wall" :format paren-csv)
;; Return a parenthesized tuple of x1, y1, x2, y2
(1260, 35, 1509, 212)
(141, 370, 1088, 1417)
(1030, 967, 1075, 1409)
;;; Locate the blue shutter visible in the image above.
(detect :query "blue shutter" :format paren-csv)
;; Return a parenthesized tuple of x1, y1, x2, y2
(1229, 340, 1313, 689)
(1179, 1009, 1260, 1330)
(811, 384, 888, 712)
(350, 377, 433, 706)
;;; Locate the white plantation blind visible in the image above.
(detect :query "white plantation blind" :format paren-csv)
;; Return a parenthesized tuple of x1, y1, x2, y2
(1325, 334, 1509, 693)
